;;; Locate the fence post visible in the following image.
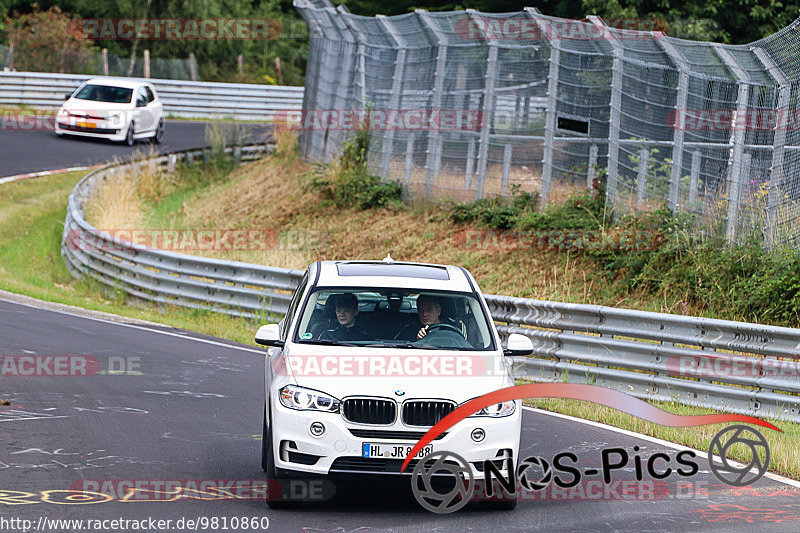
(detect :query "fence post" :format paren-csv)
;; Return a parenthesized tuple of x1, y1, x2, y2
(655, 37, 690, 212)
(237, 54, 244, 76)
(589, 16, 622, 207)
(526, 8, 558, 203)
(636, 147, 649, 208)
(465, 138, 476, 188)
(501, 144, 513, 189)
(417, 9, 448, 198)
(587, 143, 599, 189)
(713, 44, 751, 245)
(102, 48, 109, 76)
(404, 133, 415, 183)
(143, 49, 150, 78)
(8, 43, 13, 70)
(377, 15, 408, 179)
(689, 149, 701, 204)
(752, 47, 790, 247)
(466, 9, 499, 201)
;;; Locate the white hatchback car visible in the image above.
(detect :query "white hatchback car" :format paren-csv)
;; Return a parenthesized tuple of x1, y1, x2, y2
(55, 78, 165, 145)
(256, 259, 533, 509)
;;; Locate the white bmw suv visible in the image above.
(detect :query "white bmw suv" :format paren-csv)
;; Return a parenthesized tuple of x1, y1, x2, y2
(256, 259, 532, 508)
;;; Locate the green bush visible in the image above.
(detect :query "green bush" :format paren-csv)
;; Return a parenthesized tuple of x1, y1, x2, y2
(449, 185, 539, 229)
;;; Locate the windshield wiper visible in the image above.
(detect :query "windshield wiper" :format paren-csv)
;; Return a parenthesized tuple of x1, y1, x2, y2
(366, 342, 445, 350)
(297, 339, 362, 347)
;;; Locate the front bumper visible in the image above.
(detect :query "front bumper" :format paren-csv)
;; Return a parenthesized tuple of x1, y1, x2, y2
(56, 121, 126, 141)
(270, 399, 521, 480)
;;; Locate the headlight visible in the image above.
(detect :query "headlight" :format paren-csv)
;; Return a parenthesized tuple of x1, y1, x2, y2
(466, 399, 516, 418)
(57, 107, 68, 118)
(107, 112, 122, 126)
(279, 385, 340, 413)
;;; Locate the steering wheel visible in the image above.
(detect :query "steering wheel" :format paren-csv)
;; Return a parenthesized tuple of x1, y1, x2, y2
(425, 323, 465, 338)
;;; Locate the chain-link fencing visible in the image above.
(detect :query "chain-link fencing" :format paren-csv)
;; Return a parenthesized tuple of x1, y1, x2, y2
(294, 0, 800, 246)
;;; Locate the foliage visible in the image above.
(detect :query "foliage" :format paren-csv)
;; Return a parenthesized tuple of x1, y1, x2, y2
(3, 5, 96, 73)
(449, 185, 540, 229)
(311, 129, 403, 210)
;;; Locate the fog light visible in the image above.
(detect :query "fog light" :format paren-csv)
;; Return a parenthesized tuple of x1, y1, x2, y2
(471, 428, 485, 442)
(310, 422, 325, 437)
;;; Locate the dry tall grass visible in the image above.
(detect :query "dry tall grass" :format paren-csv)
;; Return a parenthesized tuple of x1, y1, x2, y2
(84, 170, 143, 230)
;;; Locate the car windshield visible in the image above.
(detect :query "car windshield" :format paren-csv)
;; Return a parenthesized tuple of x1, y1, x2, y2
(73, 84, 133, 103)
(293, 288, 495, 351)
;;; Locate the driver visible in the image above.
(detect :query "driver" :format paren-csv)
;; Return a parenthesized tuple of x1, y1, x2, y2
(318, 293, 372, 342)
(394, 294, 464, 341)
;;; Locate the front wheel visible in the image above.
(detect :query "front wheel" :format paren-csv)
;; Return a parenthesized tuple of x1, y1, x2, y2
(124, 123, 135, 146)
(153, 119, 165, 144)
(262, 403, 301, 509)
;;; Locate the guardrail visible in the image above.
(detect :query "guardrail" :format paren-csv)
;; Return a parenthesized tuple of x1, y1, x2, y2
(0, 71, 304, 121)
(61, 147, 800, 423)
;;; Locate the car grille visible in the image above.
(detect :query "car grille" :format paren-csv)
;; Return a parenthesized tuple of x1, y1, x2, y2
(329, 457, 463, 475)
(402, 400, 455, 427)
(348, 429, 448, 440)
(342, 398, 396, 425)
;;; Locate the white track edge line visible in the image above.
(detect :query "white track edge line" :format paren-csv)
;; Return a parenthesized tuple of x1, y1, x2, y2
(523, 405, 800, 488)
(0, 165, 101, 185)
(0, 295, 265, 355)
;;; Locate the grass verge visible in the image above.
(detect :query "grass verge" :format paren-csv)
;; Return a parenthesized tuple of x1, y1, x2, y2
(0, 168, 265, 346)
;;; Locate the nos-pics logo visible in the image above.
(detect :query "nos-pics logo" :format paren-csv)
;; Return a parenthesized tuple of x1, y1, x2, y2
(410, 425, 771, 514)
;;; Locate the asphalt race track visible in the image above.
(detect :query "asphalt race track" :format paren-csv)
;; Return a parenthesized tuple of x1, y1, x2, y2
(1, 295, 799, 532)
(0, 120, 273, 178)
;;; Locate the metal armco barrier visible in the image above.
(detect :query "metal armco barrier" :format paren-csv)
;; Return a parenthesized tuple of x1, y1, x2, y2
(61, 144, 305, 320)
(61, 148, 800, 422)
(0, 71, 304, 121)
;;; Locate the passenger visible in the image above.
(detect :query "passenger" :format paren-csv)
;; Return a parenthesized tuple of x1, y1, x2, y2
(318, 293, 371, 342)
(395, 294, 463, 341)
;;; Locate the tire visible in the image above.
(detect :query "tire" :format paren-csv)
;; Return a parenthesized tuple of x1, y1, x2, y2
(263, 403, 301, 509)
(124, 123, 135, 146)
(153, 119, 165, 144)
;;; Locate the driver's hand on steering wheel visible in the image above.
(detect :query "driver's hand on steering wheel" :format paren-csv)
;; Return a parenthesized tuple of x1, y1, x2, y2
(417, 325, 430, 339)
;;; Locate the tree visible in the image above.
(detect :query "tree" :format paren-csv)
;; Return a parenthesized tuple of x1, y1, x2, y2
(3, 5, 96, 73)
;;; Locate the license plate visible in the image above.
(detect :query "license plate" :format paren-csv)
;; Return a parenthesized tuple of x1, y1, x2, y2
(77, 121, 96, 128)
(362, 442, 433, 459)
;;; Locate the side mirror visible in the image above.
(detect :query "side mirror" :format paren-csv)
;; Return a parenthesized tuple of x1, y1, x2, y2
(503, 333, 533, 356)
(64, 92, 73, 100)
(255, 324, 284, 347)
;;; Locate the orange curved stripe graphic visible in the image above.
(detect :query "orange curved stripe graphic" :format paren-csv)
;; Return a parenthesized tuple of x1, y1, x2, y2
(400, 383, 782, 472)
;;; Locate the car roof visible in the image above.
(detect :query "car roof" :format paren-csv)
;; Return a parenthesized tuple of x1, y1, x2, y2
(82, 77, 153, 90)
(311, 260, 476, 293)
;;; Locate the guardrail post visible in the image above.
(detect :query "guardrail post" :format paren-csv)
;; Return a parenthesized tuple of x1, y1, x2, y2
(144, 49, 150, 78)
(589, 16, 622, 208)
(102, 48, 109, 76)
(501, 144, 513, 190)
(752, 47, 790, 247)
(8, 43, 13, 71)
(189, 53, 197, 81)
(377, 15, 408, 179)
(688, 149, 701, 204)
(526, 8, 558, 202)
(588, 143, 599, 189)
(636, 147, 648, 207)
(713, 44, 751, 245)
(417, 9, 448, 199)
